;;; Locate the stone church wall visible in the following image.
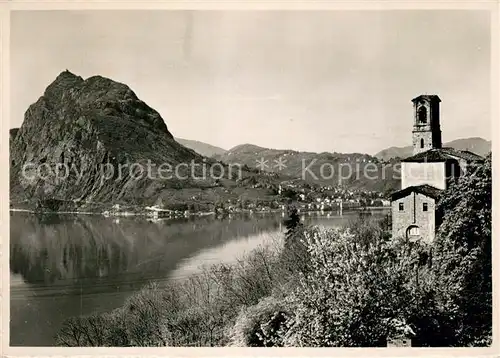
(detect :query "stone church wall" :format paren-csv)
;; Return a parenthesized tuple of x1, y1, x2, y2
(392, 192, 436, 242)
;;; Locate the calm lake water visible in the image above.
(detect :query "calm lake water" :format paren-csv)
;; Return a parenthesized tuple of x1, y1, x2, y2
(10, 209, 388, 346)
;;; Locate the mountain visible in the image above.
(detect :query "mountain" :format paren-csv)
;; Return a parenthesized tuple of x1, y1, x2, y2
(10, 71, 254, 212)
(443, 137, 491, 156)
(373, 146, 414, 162)
(375, 137, 491, 161)
(175, 137, 226, 157)
(214, 144, 400, 193)
(10, 71, 306, 213)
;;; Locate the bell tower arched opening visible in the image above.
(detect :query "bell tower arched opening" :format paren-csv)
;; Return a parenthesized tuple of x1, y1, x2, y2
(411, 95, 442, 155)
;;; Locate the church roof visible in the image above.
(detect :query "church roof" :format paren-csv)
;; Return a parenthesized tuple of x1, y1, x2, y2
(391, 184, 442, 201)
(411, 95, 441, 103)
(440, 147, 485, 161)
(402, 147, 484, 163)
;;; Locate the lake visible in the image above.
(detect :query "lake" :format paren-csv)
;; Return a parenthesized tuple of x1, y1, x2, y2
(9, 209, 389, 346)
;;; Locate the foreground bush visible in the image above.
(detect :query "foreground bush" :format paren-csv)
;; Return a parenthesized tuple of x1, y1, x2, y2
(227, 296, 292, 347)
(283, 226, 428, 347)
(57, 282, 177, 346)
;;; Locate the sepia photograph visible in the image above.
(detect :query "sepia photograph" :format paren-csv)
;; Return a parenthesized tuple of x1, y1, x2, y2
(3, 3, 496, 352)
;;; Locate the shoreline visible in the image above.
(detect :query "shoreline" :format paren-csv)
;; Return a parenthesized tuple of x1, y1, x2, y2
(9, 206, 390, 218)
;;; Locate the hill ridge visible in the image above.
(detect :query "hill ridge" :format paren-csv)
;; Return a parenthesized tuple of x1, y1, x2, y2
(374, 137, 491, 160)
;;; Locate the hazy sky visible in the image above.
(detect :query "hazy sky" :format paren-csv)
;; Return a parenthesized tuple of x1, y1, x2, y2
(11, 10, 491, 154)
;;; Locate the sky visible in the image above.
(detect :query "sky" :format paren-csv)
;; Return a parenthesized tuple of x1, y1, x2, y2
(10, 10, 491, 154)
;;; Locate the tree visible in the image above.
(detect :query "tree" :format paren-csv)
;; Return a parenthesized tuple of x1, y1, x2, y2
(280, 205, 308, 275)
(283, 205, 302, 242)
(281, 188, 297, 201)
(284, 226, 425, 347)
(227, 296, 292, 347)
(432, 154, 492, 346)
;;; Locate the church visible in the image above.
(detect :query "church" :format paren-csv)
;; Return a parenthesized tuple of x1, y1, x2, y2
(391, 95, 484, 242)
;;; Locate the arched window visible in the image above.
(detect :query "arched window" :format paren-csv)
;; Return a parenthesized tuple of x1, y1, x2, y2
(406, 225, 420, 238)
(417, 106, 427, 123)
(420, 138, 424, 148)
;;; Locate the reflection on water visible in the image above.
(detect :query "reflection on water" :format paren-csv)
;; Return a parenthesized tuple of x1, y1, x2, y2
(170, 231, 284, 279)
(9, 210, 386, 346)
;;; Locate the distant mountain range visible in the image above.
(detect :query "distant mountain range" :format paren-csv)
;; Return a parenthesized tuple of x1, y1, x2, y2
(213, 144, 400, 193)
(175, 137, 226, 157)
(175, 136, 490, 163)
(176, 136, 490, 192)
(374, 137, 491, 161)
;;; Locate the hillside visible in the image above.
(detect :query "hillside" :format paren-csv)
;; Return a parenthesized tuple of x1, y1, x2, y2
(375, 137, 491, 161)
(214, 144, 400, 193)
(175, 137, 226, 157)
(9, 71, 287, 212)
(444, 137, 491, 156)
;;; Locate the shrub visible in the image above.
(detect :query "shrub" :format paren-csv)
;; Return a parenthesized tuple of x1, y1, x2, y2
(284, 226, 429, 347)
(56, 311, 128, 347)
(120, 282, 174, 346)
(227, 296, 292, 347)
(56, 282, 179, 346)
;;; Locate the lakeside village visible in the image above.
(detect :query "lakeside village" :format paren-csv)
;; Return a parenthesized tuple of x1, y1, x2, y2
(103, 182, 390, 220)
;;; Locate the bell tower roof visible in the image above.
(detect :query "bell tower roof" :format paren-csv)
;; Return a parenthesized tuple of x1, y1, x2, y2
(411, 95, 441, 103)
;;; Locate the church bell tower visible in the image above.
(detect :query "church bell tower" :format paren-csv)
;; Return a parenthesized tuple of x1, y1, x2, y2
(411, 95, 442, 155)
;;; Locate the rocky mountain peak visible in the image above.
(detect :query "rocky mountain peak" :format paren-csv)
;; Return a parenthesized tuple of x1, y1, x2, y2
(43, 70, 84, 100)
(10, 71, 203, 208)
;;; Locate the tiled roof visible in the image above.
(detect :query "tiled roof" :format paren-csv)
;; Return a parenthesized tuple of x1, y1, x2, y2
(402, 149, 456, 162)
(402, 148, 484, 163)
(440, 147, 484, 161)
(391, 184, 442, 201)
(411, 95, 441, 103)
